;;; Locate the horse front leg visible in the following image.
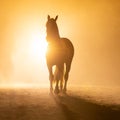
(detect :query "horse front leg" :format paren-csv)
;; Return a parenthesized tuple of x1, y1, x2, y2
(60, 64, 64, 92)
(48, 66, 54, 93)
(54, 64, 64, 94)
(63, 63, 71, 93)
(63, 72, 68, 93)
(54, 78, 60, 94)
(54, 66, 60, 94)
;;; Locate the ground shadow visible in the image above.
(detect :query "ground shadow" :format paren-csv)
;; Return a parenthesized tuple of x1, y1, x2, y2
(52, 94, 120, 120)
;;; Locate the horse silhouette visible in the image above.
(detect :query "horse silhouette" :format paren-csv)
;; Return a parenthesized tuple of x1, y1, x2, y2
(46, 15, 74, 94)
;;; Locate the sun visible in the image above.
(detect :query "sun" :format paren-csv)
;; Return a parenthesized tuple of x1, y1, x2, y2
(28, 31, 47, 62)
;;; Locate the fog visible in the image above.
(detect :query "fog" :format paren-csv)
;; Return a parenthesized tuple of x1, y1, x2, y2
(70, 0, 120, 86)
(0, 0, 120, 87)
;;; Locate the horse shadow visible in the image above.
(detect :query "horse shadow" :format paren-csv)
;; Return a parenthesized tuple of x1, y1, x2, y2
(52, 94, 120, 120)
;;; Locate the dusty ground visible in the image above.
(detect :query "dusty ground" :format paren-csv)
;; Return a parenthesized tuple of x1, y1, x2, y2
(0, 87, 120, 120)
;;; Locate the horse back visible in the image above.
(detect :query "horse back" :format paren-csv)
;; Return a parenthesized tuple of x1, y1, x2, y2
(61, 38, 74, 61)
(46, 37, 74, 66)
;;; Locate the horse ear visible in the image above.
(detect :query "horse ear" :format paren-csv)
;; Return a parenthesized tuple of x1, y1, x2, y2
(55, 15, 58, 21)
(48, 15, 50, 20)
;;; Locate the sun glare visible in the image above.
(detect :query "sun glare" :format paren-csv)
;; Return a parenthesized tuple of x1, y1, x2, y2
(29, 31, 47, 61)
(11, 26, 49, 86)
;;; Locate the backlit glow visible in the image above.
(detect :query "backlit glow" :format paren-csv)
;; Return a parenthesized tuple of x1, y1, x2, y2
(29, 31, 47, 62)
(11, 25, 49, 86)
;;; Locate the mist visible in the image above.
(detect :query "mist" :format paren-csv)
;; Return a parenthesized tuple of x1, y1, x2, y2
(0, 0, 120, 87)
(70, 0, 120, 86)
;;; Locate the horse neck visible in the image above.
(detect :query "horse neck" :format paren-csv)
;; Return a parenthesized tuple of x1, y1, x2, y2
(46, 30, 60, 42)
(53, 34, 60, 40)
(52, 26, 60, 39)
(51, 23, 60, 39)
(47, 23, 60, 42)
(48, 37, 61, 47)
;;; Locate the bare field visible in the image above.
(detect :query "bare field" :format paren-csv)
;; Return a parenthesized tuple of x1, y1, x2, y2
(0, 86, 120, 120)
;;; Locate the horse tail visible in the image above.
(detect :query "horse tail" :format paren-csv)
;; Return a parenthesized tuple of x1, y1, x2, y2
(53, 65, 64, 84)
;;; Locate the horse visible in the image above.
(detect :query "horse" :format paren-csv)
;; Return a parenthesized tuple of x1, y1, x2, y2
(46, 15, 74, 94)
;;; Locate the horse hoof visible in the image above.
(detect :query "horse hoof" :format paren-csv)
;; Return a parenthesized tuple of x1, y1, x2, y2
(62, 89, 67, 94)
(50, 88, 53, 92)
(49, 91, 54, 96)
(54, 89, 60, 94)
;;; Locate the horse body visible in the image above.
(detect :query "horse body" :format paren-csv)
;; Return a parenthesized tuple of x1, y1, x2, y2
(46, 15, 74, 94)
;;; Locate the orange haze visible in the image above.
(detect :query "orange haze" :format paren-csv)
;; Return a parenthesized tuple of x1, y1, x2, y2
(0, 0, 120, 87)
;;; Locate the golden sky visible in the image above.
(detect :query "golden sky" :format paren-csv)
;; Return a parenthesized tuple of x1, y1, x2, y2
(0, 0, 120, 86)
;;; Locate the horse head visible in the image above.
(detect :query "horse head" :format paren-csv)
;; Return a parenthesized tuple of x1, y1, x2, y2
(46, 15, 60, 42)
